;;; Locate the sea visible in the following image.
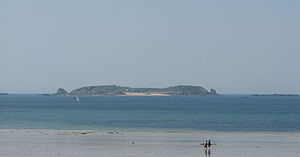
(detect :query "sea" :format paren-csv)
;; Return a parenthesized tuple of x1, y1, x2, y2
(1, 94, 300, 132)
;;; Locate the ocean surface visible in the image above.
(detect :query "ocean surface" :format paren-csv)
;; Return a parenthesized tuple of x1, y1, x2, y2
(1, 94, 300, 132)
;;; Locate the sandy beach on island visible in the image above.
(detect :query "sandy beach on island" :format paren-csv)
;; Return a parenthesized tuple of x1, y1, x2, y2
(1, 130, 300, 157)
(123, 92, 170, 96)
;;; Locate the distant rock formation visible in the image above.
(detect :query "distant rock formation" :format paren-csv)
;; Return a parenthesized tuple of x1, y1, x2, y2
(56, 88, 68, 95)
(210, 89, 217, 95)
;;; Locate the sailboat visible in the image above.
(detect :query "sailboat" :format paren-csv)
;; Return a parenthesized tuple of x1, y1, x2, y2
(76, 96, 80, 102)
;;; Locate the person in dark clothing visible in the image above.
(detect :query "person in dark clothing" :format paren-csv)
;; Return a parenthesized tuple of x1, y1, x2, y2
(208, 140, 212, 148)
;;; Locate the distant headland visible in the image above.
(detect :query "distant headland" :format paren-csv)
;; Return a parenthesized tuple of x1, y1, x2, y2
(55, 85, 218, 96)
(252, 94, 299, 97)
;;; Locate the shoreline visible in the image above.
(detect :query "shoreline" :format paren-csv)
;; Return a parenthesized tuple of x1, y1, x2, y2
(1, 129, 300, 136)
(2, 129, 300, 157)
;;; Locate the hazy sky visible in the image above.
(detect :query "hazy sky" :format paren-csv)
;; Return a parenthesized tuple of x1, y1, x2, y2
(1, 0, 300, 94)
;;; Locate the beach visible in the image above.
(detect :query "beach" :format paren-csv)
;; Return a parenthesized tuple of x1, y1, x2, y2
(1, 95, 300, 157)
(1, 130, 300, 157)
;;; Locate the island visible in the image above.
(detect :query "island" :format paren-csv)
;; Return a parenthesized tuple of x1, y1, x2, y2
(54, 88, 69, 96)
(56, 85, 218, 96)
(0, 93, 8, 95)
(252, 94, 299, 97)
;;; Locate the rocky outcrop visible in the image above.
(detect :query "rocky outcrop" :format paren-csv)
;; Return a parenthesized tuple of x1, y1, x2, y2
(56, 88, 68, 95)
(210, 89, 217, 95)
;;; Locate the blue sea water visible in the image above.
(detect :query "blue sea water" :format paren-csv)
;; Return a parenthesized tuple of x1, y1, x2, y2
(0, 94, 300, 132)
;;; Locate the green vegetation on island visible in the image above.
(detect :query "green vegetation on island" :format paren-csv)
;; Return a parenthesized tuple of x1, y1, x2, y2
(58, 85, 217, 96)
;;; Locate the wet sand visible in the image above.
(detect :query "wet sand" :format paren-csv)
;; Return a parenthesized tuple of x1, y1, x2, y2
(1, 130, 300, 157)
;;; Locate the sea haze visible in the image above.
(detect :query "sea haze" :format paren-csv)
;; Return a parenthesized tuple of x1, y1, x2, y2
(0, 95, 300, 132)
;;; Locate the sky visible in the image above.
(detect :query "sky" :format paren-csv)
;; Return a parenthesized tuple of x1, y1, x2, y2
(1, 0, 300, 94)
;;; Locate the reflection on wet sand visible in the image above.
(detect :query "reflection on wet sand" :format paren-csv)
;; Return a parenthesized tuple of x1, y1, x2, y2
(204, 148, 211, 157)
